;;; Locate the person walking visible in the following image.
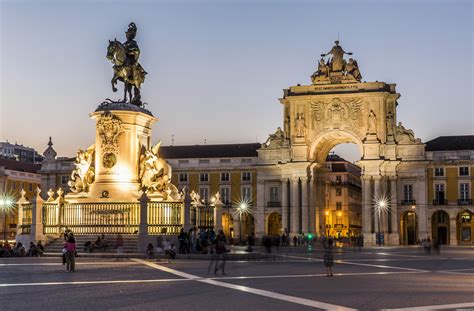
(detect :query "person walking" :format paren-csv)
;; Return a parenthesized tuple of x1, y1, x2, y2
(208, 230, 227, 275)
(65, 234, 76, 272)
(115, 234, 124, 258)
(323, 238, 334, 277)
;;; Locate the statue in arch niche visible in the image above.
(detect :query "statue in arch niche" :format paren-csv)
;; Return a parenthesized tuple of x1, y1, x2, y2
(367, 110, 377, 134)
(295, 113, 306, 138)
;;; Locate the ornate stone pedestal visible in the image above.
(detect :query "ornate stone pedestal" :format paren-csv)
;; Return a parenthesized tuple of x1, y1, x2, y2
(66, 103, 157, 203)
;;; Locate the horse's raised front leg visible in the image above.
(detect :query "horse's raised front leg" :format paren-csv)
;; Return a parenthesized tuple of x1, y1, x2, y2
(111, 75, 118, 92)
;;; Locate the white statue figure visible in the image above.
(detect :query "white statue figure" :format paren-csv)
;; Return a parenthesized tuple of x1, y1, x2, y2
(386, 111, 395, 137)
(139, 141, 180, 200)
(396, 122, 420, 143)
(190, 190, 201, 205)
(68, 145, 95, 193)
(263, 127, 285, 148)
(295, 113, 306, 138)
(367, 110, 377, 134)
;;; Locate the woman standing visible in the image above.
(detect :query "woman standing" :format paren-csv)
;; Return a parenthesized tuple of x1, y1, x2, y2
(65, 234, 76, 272)
(323, 238, 334, 277)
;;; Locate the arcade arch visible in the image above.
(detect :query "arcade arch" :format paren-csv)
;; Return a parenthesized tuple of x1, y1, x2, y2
(431, 210, 450, 245)
(400, 210, 417, 245)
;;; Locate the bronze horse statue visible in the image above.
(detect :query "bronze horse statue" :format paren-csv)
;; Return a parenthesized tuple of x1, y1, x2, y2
(106, 39, 146, 105)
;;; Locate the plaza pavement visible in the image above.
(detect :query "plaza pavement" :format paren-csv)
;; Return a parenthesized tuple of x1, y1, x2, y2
(1, 246, 474, 311)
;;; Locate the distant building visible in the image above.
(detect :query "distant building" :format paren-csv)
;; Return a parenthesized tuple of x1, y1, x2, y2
(324, 154, 362, 238)
(39, 137, 74, 194)
(425, 136, 474, 245)
(0, 158, 42, 239)
(160, 143, 260, 239)
(0, 141, 43, 163)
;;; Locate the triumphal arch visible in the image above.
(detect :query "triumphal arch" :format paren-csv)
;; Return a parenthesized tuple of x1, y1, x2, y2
(257, 41, 427, 245)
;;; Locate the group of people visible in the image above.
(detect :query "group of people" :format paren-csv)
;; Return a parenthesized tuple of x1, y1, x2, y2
(420, 237, 441, 255)
(0, 241, 44, 257)
(146, 237, 176, 260)
(176, 227, 228, 255)
(84, 234, 109, 253)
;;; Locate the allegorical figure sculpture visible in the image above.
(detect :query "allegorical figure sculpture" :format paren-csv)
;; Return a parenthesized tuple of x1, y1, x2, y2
(321, 40, 352, 72)
(106, 22, 147, 106)
(295, 113, 306, 137)
(262, 127, 286, 148)
(312, 41, 362, 83)
(367, 110, 377, 134)
(68, 145, 95, 193)
(139, 142, 180, 200)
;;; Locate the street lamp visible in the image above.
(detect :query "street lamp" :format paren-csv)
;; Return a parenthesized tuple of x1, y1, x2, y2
(233, 199, 252, 245)
(373, 194, 390, 247)
(0, 193, 15, 241)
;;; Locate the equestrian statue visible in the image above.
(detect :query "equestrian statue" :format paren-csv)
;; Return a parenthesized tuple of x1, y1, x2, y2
(106, 22, 147, 106)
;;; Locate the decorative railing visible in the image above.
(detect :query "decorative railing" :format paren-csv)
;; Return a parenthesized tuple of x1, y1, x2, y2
(458, 199, 473, 205)
(62, 202, 140, 235)
(148, 202, 183, 235)
(43, 203, 61, 235)
(192, 205, 214, 229)
(19, 203, 32, 235)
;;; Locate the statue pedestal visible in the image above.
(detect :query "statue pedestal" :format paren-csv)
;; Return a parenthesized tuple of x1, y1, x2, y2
(66, 103, 157, 203)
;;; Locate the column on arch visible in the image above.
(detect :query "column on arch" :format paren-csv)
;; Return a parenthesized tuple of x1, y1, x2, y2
(290, 177, 300, 236)
(301, 176, 309, 234)
(362, 175, 372, 235)
(373, 175, 382, 234)
(255, 179, 265, 238)
(281, 178, 289, 234)
(309, 174, 316, 234)
(390, 176, 399, 242)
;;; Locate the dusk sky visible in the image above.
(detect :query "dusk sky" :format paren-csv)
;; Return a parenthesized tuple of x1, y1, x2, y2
(1, 0, 473, 162)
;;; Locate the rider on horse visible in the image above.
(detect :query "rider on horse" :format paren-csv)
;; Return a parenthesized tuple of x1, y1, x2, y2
(123, 22, 146, 85)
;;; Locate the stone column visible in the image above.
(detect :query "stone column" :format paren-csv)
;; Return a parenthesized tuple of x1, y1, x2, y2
(449, 217, 457, 245)
(301, 176, 309, 234)
(255, 180, 265, 238)
(30, 187, 45, 243)
(389, 177, 400, 245)
(416, 177, 428, 240)
(138, 192, 149, 252)
(362, 176, 374, 245)
(281, 178, 289, 234)
(373, 176, 382, 236)
(309, 175, 316, 234)
(290, 177, 300, 237)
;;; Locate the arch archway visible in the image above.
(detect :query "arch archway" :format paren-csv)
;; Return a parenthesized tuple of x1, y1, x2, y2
(308, 130, 364, 164)
(400, 210, 417, 245)
(432, 210, 450, 245)
(266, 212, 282, 236)
(457, 210, 473, 245)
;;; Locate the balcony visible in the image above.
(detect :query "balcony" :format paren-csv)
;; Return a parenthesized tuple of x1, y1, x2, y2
(458, 199, 473, 205)
(267, 201, 282, 207)
(401, 199, 416, 205)
(433, 199, 448, 205)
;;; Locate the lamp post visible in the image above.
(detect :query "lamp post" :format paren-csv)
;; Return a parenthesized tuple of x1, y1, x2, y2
(238, 202, 248, 244)
(374, 196, 389, 247)
(325, 210, 330, 237)
(0, 193, 15, 241)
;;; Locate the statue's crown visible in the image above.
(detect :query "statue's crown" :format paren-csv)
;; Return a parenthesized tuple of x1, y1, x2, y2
(127, 22, 137, 34)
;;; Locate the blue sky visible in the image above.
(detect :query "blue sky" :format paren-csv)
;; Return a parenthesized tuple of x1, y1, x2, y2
(1, 0, 472, 161)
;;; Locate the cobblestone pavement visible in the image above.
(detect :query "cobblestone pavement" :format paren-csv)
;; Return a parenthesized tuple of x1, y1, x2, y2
(1, 246, 474, 311)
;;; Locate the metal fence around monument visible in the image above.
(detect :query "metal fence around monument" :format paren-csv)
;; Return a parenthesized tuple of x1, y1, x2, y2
(61, 202, 140, 235)
(192, 205, 214, 230)
(18, 203, 32, 235)
(43, 202, 61, 235)
(148, 202, 183, 235)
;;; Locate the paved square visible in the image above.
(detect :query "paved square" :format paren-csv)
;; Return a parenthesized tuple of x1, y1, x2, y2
(1, 247, 474, 310)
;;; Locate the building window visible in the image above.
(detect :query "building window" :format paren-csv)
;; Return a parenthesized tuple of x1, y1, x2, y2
(437, 212, 448, 224)
(242, 171, 251, 182)
(221, 172, 230, 182)
(460, 183, 470, 200)
(403, 184, 413, 201)
(241, 158, 252, 163)
(199, 187, 209, 202)
(459, 167, 469, 176)
(178, 159, 189, 164)
(336, 215, 342, 224)
(220, 159, 231, 164)
(28, 183, 33, 191)
(335, 188, 342, 196)
(199, 159, 209, 164)
(434, 167, 444, 177)
(242, 187, 251, 200)
(460, 212, 471, 224)
(336, 202, 342, 210)
(270, 187, 279, 202)
(61, 175, 69, 185)
(435, 184, 445, 203)
(220, 187, 230, 205)
(179, 173, 188, 183)
(200, 173, 209, 182)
